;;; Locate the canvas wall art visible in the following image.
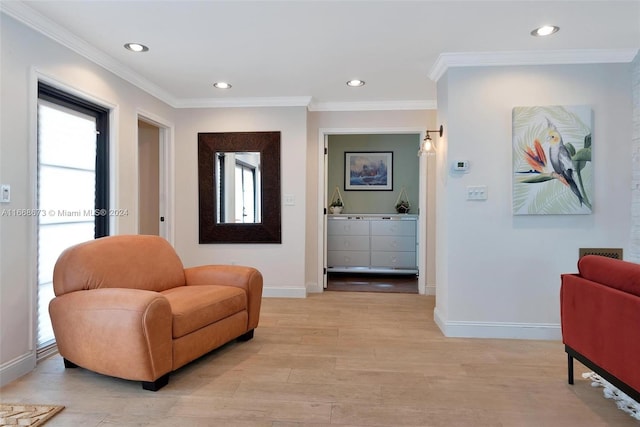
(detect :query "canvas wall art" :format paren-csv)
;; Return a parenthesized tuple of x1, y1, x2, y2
(512, 105, 593, 215)
(345, 151, 393, 190)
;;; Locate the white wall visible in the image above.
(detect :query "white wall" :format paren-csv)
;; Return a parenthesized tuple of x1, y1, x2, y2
(0, 14, 176, 386)
(434, 63, 633, 339)
(630, 53, 640, 262)
(173, 107, 308, 297)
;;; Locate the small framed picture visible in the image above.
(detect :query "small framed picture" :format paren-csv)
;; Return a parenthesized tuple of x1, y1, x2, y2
(344, 151, 393, 191)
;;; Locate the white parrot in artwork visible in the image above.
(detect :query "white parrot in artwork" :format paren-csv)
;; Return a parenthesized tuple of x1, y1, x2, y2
(545, 118, 584, 205)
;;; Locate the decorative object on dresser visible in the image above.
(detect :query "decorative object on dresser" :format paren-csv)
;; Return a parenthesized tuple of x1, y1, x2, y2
(327, 215, 418, 274)
(394, 186, 411, 214)
(329, 185, 344, 214)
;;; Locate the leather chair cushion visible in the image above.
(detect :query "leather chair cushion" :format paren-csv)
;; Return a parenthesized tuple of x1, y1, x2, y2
(162, 285, 247, 338)
(53, 235, 186, 295)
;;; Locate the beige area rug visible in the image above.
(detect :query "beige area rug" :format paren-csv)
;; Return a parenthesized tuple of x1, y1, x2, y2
(0, 403, 64, 427)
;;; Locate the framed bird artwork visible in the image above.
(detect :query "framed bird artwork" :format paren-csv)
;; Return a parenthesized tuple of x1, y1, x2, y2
(512, 105, 593, 215)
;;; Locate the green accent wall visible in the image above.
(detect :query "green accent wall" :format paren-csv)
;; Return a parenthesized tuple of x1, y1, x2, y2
(328, 134, 420, 214)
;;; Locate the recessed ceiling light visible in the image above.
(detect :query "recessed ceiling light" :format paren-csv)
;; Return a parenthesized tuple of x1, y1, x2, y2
(346, 79, 365, 87)
(213, 82, 232, 89)
(531, 25, 560, 37)
(124, 43, 149, 52)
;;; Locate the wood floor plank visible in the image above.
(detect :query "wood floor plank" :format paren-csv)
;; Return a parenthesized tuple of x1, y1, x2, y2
(1, 292, 637, 426)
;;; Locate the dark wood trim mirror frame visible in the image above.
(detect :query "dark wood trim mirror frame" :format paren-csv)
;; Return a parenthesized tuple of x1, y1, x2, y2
(198, 131, 281, 244)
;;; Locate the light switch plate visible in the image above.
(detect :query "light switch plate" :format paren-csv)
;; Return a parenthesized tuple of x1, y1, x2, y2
(1, 184, 9, 203)
(467, 185, 487, 201)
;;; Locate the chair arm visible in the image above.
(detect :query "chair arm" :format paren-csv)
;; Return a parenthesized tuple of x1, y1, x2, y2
(49, 288, 173, 382)
(184, 265, 263, 330)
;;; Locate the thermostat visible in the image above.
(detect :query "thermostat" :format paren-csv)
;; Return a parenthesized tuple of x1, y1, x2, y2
(452, 160, 469, 172)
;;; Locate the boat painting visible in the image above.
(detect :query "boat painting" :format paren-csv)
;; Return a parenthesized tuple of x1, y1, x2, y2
(345, 151, 393, 191)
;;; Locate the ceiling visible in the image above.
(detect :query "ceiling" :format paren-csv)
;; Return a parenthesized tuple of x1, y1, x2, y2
(3, 0, 639, 110)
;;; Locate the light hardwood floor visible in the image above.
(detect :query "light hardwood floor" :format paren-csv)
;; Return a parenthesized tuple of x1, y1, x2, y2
(1, 292, 636, 426)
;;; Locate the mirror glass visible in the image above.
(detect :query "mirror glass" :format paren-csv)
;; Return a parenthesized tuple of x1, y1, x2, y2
(198, 131, 281, 244)
(215, 151, 262, 224)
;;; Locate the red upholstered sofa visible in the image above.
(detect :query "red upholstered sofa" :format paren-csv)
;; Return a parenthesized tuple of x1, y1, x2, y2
(561, 255, 640, 402)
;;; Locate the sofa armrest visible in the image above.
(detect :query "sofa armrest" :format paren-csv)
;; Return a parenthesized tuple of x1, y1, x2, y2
(184, 265, 263, 330)
(561, 274, 640, 393)
(49, 288, 173, 382)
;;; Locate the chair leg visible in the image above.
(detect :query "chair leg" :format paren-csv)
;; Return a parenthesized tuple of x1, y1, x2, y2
(63, 358, 78, 368)
(142, 374, 169, 391)
(568, 353, 574, 385)
(237, 329, 254, 342)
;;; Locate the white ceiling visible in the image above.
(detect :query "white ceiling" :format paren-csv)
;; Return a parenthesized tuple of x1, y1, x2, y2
(3, 0, 639, 110)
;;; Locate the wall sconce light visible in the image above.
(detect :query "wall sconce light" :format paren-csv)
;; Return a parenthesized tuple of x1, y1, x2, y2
(418, 125, 444, 156)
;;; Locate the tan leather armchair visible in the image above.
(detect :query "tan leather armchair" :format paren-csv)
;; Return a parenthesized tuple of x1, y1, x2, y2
(49, 235, 262, 391)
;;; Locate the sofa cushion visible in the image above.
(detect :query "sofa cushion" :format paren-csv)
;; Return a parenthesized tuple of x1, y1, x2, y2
(161, 285, 247, 338)
(578, 255, 640, 297)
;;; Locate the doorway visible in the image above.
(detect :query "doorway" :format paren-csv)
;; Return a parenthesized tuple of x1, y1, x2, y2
(138, 120, 160, 235)
(36, 82, 109, 357)
(317, 129, 429, 295)
(136, 114, 174, 242)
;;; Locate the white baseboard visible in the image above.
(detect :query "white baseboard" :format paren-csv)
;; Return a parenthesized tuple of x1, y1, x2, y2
(306, 282, 323, 294)
(0, 351, 35, 387)
(263, 286, 307, 298)
(434, 307, 561, 340)
(425, 284, 436, 295)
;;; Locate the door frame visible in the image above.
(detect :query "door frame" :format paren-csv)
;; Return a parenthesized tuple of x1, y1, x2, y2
(317, 127, 428, 294)
(136, 110, 175, 244)
(30, 71, 118, 362)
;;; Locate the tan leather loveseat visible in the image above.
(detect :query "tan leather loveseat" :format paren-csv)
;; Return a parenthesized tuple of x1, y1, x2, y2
(49, 235, 263, 391)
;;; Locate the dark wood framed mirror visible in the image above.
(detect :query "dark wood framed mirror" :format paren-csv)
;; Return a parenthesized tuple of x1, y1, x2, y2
(198, 131, 281, 243)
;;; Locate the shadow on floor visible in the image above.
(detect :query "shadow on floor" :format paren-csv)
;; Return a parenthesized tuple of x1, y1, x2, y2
(326, 273, 418, 294)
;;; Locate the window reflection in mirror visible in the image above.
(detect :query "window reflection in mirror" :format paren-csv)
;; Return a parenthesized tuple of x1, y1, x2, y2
(198, 131, 281, 244)
(216, 152, 261, 223)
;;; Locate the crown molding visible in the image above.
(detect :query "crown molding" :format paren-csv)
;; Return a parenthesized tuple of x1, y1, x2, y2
(173, 96, 313, 109)
(308, 100, 436, 112)
(429, 48, 640, 82)
(6, 2, 634, 112)
(1, 0, 180, 106)
(1, 2, 427, 112)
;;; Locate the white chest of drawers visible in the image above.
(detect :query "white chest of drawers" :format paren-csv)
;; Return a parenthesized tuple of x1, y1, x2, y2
(327, 215, 418, 274)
